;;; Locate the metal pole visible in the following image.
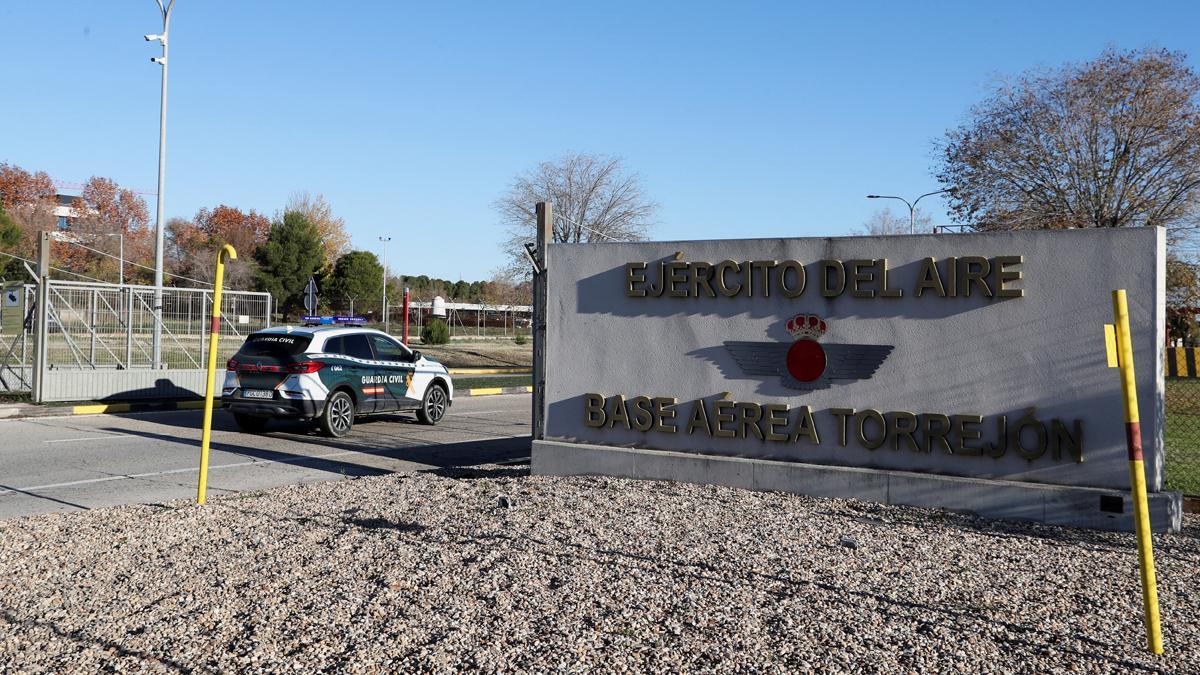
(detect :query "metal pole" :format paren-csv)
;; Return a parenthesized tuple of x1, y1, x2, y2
(89, 289, 97, 365)
(105, 232, 125, 285)
(197, 292, 204, 364)
(149, 0, 175, 369)
(197, 244, 236, 505)
(866, 189, 948, 235)
(125, 287, 133, 368)
(402, 287, 410, 345)
(32, 232, 50, 403)
(379, 236, 391, 334)
(1109, 289, 1164, 654)
(532, 202, 551, 440)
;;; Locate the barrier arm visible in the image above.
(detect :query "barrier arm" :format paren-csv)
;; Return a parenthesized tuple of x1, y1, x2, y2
(1106, 288, 1163, 654)
(197, 244, 237, 505)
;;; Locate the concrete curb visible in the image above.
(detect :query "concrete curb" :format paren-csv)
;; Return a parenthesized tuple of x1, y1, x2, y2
(460, 386, 533, 397)
(448, 367, 531, 375)
(0, 387, 532, 420)
(0, 399, 210, 420)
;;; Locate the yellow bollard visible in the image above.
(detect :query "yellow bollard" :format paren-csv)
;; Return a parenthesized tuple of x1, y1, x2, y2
(1109, 289, 1163, 654)
(197, 244, 237, 505)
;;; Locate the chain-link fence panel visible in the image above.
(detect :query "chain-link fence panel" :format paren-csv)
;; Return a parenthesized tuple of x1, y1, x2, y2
(41, 280, 271, 371)
(1165, 348, 1200, 495)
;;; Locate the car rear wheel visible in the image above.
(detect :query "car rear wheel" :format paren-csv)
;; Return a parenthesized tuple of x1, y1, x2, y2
(233, 413, 269, 433)
(320, 390, 355, 437)
(417, 383, 448, 425)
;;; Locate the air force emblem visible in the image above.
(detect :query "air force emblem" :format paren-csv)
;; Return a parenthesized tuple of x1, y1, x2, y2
(724, 314, 893, 390)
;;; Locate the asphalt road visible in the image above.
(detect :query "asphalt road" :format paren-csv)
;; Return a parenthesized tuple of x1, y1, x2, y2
(0, 394, 532, 520)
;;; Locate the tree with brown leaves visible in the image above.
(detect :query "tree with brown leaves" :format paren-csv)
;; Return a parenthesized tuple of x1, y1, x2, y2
(62, 177, 153, 282)
(0, 163, 57, 279)
(0, 163, 55, 210)
(937, 48, 1200, 231)
(167, 205, 270, 287)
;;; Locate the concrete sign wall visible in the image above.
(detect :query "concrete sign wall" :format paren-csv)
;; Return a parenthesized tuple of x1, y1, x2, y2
(533, 227, 1179, 531)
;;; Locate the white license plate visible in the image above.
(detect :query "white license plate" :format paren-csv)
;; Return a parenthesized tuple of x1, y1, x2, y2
(242, 389, 274, 399)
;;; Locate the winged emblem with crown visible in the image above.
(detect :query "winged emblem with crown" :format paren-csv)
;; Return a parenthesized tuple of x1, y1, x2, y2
(723, 314, 893, 390)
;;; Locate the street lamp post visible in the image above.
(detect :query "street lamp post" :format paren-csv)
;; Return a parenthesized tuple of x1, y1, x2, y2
(146, 0, 175, 368)
(104, 233, 124, 285)
(866, 189, 950, 234)
(379, 236, 392, 334)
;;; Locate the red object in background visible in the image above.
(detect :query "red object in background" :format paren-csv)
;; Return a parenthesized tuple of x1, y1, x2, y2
(402, 288, 410, 345)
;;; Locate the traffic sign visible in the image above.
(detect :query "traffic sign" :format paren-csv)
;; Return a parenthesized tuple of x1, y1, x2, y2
(3, 289, 18, 308)
(303, 277, 318, 313)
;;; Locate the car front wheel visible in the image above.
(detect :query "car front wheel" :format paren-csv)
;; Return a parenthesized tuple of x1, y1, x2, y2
(417, 384, 448, 425)
(320, 390, 356, 437)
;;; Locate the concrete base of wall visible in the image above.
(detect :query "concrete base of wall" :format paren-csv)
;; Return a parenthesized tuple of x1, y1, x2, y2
(39, 369, 208, 403)
(532, 440, 1183, 533)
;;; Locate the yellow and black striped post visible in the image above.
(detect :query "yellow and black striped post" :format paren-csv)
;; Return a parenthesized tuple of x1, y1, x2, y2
(1108, 288, 1163, 654)
(197, 244, 237, 505)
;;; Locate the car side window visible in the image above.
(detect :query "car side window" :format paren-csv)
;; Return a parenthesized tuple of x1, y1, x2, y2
(343, 334, 374, 360)
(370, 335, 411, 362)
(324, 336, 345, 355)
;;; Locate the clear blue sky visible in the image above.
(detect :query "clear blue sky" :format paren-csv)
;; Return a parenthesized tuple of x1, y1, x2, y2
(2, 1, 1197, 280)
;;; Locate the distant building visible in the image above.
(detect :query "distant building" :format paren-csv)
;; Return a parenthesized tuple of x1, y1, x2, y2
(52, 192, 80, 230)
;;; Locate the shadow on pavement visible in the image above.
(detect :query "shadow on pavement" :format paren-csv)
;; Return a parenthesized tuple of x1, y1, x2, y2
(98, 425, 533, 479)
(0, 484, 91, 510)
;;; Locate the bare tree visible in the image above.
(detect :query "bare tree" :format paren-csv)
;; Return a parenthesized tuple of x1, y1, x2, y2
(936, 48, 1200, 232)
(483, 274, 531, 307)
(494, 153, 658, 277)
(852, 207, 934, 235)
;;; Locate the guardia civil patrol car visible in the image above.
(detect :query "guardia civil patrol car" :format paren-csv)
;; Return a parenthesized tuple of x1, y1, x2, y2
(222, 320, 453, 437)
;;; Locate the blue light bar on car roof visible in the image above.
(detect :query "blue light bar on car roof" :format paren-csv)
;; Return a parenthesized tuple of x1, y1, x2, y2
(300, 315, 368, 326)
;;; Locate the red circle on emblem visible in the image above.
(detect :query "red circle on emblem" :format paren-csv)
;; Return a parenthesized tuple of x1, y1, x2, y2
(786, 339, 826, 382)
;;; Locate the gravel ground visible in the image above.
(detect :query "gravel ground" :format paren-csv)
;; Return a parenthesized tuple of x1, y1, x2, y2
(1, 468, 1198, 673)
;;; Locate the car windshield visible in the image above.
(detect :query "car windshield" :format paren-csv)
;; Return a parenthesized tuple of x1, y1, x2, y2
(236, 333, 312, 359)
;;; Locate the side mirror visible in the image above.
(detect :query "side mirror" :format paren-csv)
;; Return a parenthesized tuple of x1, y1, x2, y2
(411, 350, 422, 362)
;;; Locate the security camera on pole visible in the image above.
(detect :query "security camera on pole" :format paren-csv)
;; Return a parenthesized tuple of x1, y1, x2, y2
(146, 0, 175, 368)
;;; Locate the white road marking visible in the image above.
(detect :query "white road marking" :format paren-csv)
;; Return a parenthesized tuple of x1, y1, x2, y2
(0, 433, 520, 497)
(43, 434, 134, 444)
(448, 410, 508, 417)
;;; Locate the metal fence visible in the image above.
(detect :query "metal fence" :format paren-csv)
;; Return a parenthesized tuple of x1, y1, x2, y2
(317, 295, 533, 340)
(400, 299, 532, 339)
(39, 280, 270, 370)
(0, 284, 33, 393)
(0, 279, 271, 400)
(1165, 349, 1200, 495)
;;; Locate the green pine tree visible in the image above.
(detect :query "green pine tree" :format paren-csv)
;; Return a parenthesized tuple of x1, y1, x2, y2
(255, 210, 324, 318)
(0, 204, 18, 248)
(0, 204, 21, 280)
(323, 250, 384, 312)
